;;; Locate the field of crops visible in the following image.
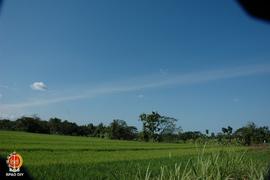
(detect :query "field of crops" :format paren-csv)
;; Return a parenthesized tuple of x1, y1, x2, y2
(0, 130, 269, 179)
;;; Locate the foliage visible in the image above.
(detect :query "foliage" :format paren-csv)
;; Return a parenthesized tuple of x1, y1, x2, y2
(139, 112, 178, 142)
(109, 119, 138, 140)
(0, 116, 136, 140)
(234, 122, 270, 145)
(179, 131, 204, 142)
(0, 114, 270, 145)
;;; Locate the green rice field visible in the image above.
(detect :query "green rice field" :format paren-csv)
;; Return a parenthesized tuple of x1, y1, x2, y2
(0, 130, 269, 179)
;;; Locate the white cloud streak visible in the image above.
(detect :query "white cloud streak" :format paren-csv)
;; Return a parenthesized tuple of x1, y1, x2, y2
(1, 64, 270, 110)
(30, 82, 47, 91)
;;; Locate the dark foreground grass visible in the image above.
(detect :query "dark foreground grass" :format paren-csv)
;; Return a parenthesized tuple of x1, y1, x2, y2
(0, 130, 269, 179)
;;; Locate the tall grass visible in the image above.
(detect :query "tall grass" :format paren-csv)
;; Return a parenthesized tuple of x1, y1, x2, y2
(134, 148, 270, 180)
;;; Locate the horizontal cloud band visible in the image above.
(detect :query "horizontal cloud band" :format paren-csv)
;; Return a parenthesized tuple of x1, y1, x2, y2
(1, 63, 270, 110)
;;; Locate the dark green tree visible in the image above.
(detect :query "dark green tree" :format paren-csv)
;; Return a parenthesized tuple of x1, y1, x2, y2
(16, 116, 49, 133)
(108, 119, 137, 140)
(222, 127, 228, 134)
(139, 112, 177, 142)
(227, 126, 233, 135)
(233, 122, 269, 145)
(48, 117, 62, 134)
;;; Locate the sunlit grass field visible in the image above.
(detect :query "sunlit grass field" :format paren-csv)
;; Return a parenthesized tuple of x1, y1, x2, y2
(0, 130, 269, 179)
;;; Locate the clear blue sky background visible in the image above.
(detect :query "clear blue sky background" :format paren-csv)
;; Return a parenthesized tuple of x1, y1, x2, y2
(0, 0, 270, 133)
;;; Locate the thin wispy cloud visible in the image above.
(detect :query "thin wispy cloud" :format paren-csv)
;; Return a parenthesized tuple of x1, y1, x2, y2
(30, 82, 47, 91)
(1, 64, 270, 110)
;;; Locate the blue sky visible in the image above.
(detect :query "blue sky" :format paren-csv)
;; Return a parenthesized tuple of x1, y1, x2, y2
(0, 0, 270, 132)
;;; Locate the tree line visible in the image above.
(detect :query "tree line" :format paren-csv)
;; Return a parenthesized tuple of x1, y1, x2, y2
(0, 112, 269, 145)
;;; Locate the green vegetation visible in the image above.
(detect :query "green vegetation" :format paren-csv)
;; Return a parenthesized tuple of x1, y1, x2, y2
(0, 131, 269, 179)
(1, 112, 270, 179)
(1, 112, 270, 145)
(135, 151, 270, 180)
